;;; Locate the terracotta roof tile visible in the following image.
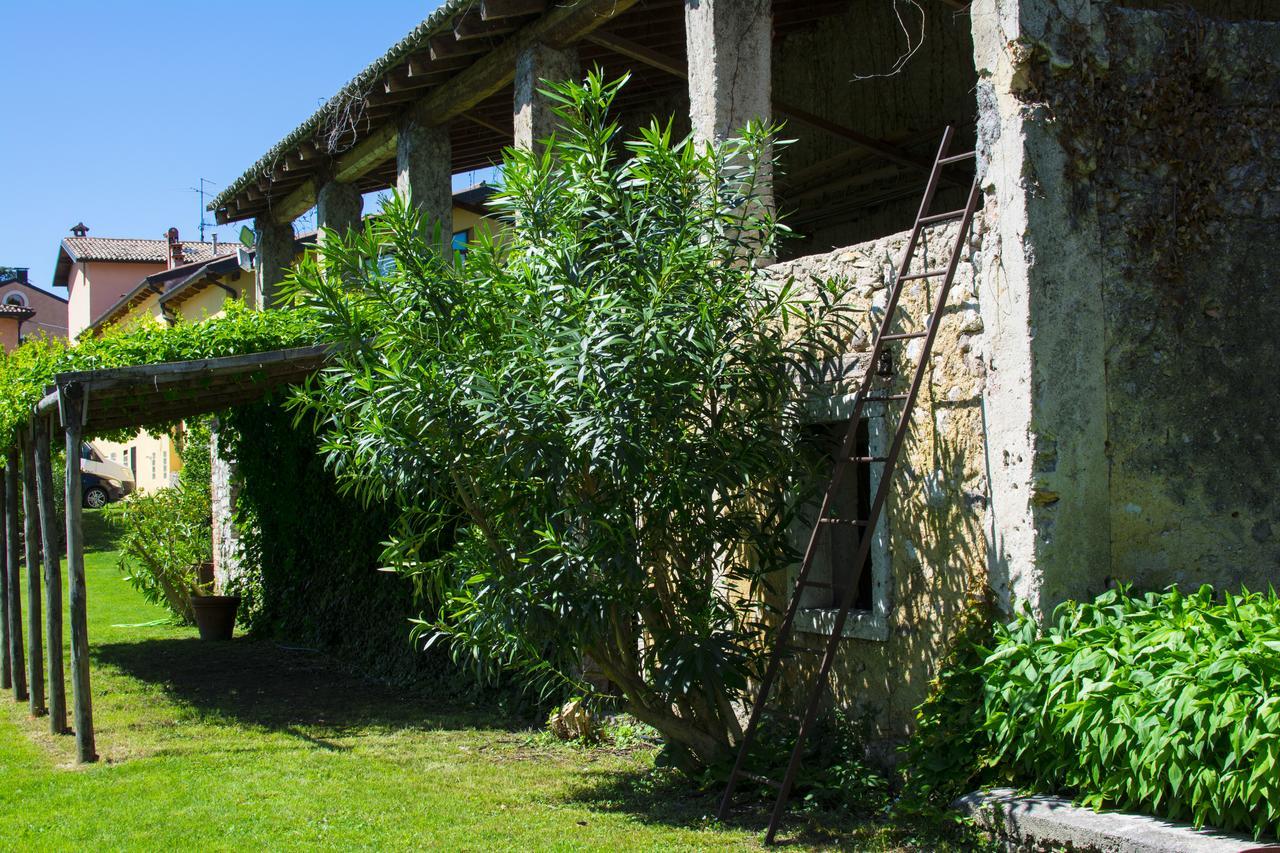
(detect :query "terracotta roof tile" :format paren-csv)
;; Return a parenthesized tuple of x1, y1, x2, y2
(59, 237, 234, 265)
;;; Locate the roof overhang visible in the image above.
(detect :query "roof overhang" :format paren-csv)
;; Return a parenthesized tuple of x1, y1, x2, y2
(210, 0, 653, 226)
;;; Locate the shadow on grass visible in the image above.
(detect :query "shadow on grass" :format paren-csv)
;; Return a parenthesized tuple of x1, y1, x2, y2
(565, 766, 983, 849)
(93, 634, 525, 750)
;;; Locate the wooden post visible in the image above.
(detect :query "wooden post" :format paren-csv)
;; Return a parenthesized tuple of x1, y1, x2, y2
(34, 416, 66, 734)
(0, 463, 9, 692)
(22, 427, 45, 717)
(5, 450, 27, 703)
(61, 383, 96, 762)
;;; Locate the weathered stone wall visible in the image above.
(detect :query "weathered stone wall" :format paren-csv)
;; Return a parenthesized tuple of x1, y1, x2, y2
(772, 0, 978, 256)
(1083, 10, 1280, 590)
(1115, 0, 1280, 20)
(969, 0, 1280, 614)
(761, 216, 990, 746)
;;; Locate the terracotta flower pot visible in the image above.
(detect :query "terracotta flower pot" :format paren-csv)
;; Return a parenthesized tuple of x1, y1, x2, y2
(190, 595, 240, 641)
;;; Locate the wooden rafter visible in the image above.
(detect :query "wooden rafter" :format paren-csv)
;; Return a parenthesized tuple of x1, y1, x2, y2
(584, 29, 941, 180)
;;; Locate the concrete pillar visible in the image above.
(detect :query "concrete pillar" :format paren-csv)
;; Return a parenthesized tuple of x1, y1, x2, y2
(684, 0, 772, 145)
(252, 217, 295, 310)
(514, 43, 579, 152)
(209, 424, 241, 590)
(316, 178, 363, 249)
(397, 111, 453, 255)
(971, 0, 1111, 619)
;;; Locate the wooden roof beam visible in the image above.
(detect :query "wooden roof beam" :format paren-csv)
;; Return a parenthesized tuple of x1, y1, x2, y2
(454, 9, 519, 41)
(429, 33, 489, 61)
(481, 0, 547, 20)
(270, 0, 641, 224)
(584, 29, 943, 181)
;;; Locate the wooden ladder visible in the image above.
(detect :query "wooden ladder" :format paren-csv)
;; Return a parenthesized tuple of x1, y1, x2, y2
(716, 126, 981, 843)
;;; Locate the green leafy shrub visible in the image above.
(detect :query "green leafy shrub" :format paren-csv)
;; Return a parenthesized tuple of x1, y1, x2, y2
(735, 710, 891, 815)
(286, 72, 857, 771)
(107, 480, 212, 623)
(977, 585, 1280, 836)
(899, 585, 998, 809)
(0, 301, 318, 450)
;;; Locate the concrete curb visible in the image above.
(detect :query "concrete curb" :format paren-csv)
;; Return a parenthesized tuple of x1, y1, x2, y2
(955, 788, 1272, 852)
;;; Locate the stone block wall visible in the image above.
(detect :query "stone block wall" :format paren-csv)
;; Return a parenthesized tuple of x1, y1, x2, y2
(761, 216, 991, 745)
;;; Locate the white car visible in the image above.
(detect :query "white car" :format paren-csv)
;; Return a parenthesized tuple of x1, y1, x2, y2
(80, 443, 136, 508)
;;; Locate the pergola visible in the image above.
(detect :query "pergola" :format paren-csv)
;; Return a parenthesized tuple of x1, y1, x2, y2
(0, 345, 328, 762)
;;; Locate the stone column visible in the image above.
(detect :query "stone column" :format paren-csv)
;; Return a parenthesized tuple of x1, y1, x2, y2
(397, 110, 453, 256)
(971, 0, 1111, 619)
(685, 0, 774, 261)
(513, 43, 579, 152)
(684, 0, 772, 145)
(316, 177, 363, 249)
(209, 423, 241, 591)
(253, 217, 295, 310)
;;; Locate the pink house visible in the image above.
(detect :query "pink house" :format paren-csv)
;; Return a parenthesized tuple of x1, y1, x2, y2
(0, 267, 68, 351)
(52, 223, 233, 338)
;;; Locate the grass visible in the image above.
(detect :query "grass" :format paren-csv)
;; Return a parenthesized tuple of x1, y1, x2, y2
(0, 512, 976, 850)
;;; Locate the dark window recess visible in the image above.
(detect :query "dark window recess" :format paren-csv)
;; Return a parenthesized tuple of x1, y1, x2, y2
(798, 419, 874, 611)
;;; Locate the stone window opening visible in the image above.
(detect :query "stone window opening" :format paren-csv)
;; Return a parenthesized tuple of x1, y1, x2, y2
(791, 393, 891, 642)
(3, 291, 27, 308)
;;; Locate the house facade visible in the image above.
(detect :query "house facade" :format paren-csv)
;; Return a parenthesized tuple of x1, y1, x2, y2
(207, 0, 1280, 747)
(0, 267, 68, 349)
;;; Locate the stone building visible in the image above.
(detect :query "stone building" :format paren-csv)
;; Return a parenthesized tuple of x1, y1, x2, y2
(209, 0, 1280, 744)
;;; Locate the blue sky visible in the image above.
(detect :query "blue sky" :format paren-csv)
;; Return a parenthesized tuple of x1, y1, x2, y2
(0, 0, 482, 293)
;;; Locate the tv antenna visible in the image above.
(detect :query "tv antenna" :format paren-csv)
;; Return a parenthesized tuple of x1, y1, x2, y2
(189, 177, 219, 241)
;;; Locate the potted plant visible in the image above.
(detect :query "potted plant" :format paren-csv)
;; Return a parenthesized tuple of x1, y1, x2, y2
(108, 479, 238, 639)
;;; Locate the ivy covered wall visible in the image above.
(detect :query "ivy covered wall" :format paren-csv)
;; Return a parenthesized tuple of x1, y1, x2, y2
(221, 397, 449, 685)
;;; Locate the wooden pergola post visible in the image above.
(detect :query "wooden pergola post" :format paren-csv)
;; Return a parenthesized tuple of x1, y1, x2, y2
(0, 467, 9, 692)
(60, 382, 95, 762)
(5, 448, 27, 703)
(34, 415, 66, 734)
(22, 426, 46, 717)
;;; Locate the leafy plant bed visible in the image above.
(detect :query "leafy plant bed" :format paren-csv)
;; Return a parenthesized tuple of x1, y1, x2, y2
(910, 585, 1280, 840)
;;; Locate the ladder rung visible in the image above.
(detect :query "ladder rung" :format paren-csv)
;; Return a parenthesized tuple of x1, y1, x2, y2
(880, 332, 927, 341)
(898, 268, 947, 282)
(919, 208, 967, 226)
(800, 579, 834, 589)
(939, 150, 975, 165)
(863, 393, 909, 402)
(818, 518, 868, 526)
(744, 772, 784, 790)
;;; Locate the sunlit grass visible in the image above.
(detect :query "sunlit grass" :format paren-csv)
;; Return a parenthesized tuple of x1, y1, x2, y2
(0, 512, 971, 850)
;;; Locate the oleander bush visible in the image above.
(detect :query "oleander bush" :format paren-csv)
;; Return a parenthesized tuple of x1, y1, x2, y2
(911, 585, 1280, 837)
(285, 71, 858, 771)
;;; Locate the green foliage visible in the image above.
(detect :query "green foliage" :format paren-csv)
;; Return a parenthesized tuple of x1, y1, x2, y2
(915, 585, 1280, 837)
(219, 397, 455, 686)
(106, 480, 212, 623)
(286, 72, 857, 770)
(736, 710, 891, 816)
(899, 585, 999, 810)
(0, 301, 319, 450)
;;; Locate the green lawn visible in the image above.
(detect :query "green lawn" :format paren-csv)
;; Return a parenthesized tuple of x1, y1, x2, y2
(0, 513, 966, 850)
